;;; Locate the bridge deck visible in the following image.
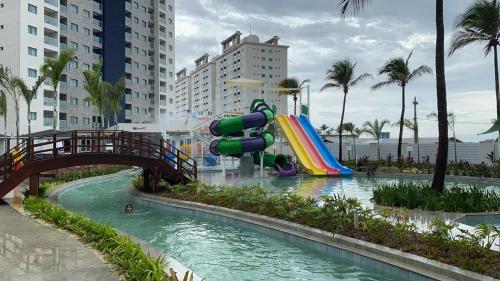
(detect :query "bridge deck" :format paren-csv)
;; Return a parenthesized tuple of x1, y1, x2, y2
(0, 130, 197, 198)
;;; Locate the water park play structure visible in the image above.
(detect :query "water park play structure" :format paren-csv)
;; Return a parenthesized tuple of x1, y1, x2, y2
(209, 100, 298, 177)
(209, 99, 352, 177)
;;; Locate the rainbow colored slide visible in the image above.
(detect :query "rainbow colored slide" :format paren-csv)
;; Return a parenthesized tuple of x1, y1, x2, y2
(277, 115, 352, 176)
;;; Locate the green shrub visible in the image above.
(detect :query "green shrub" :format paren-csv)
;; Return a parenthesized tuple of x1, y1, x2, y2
(24, 197, 197, 281)
(373, 182, 500, 212)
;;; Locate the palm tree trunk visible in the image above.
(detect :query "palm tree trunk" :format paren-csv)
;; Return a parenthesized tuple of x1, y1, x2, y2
(114, 111, 118, 132)
(353, 136, 357, 165)
(398, 86, 405, 163)
(453, 130, 458, 162)
(52, 85, 58, 132)
(377, 138, 380, 160)
(432, 0, 449, 193)
(494, 45, 500, 120)
(15, 101, 19, 145)
(27, 103, 31, 138)
(293, 95, 297, 115)
(493, 44, 500, 143)
(339, 91, 348, 162)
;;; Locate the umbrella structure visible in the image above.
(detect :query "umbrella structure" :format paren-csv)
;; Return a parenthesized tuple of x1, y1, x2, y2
(480, 119, 500, 135)
(225, 78, 265, 88)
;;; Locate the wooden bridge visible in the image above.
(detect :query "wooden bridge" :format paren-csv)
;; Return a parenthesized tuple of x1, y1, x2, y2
(0, 130, 197, 198)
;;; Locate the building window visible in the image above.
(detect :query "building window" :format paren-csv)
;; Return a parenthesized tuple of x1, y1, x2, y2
(70, 4, 78, 14)
(28, 25, 37, 35)
(70, 116, 78, 125)
(27, 68, 37, 78)
(82, 63, 90, 70)
(83, 45, 90, 54)
(70, 97, 78, 106)
(168, 32, 173, 38)
(29, 112, 37, 121)
(70, 23, 78, 32)
(70, 79, 78, 87)
(70, 41, 78, 50)
(83, 117, 90, 126)
(28, 47, 37, 56)
(82, 27, 90, 36)
(82, 9, 90, 18)
(28, 3, 37, 14)
(83, 100, 90, 107)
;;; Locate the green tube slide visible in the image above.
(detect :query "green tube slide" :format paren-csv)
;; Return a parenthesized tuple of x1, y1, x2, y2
(253, 152, 288, 168)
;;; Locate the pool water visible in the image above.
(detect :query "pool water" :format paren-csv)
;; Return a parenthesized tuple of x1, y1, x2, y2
(456, 214, 500, 228)
(58, 174, 404, 281)
(199, 172, 500, 208)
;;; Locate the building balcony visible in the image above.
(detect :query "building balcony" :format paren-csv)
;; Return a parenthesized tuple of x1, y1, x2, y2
(93, 19, 102, 29)
(125, 79, 132, 88)
(125, 47, 132, 57)
(59, 81, 67, 91)
(44, 15, 58, 27)
(159, 31, 167, 38)
(160, 100, 167, 106)
(160, 45, 166, 52)
(160, 72, 167, 79)
(125, 1, 132, 11)
(59, 120, 67, 129)
(44, 78, 53, 87)
(44, 36, 58, 47)
(59, 101, 67, 109)
(93, 36, 102, 45)
(125, 94, 132, 102)
(44, 97, 55, 106)
(44, 0, 58, 8)
(125, 63, 132, 73)
(125, 32, 132, 42)
(60, 5, 67, 15)
(44, 118, 54, 127)
(93, 53, 102, 61)
(60, 24, 67, 34)
(125, 17, 132, 27)
(125, 110, 132, 118)
(160, 58, 166, 65)
(93, 2, 102, 13)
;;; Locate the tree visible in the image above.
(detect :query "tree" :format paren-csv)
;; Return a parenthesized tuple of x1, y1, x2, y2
(336, 0, 448, 193)
(41, 49, 75, 131)
(319, 124, 330, 136)
(13, 74, 46, 139)
(0, 91, 6, 135)
(428, 111, 458, 162)
(83, 59, 109, 130)
(372, 51, 432, 163)
(342, 122, 363, 163)
(0, 66, 21, 144)
(277, 78, 308, 115)
(449, 0, 500, 123)
(362, 119, 390, 160)
(106, 76, 126, 131)
(320, 59, 372, 162)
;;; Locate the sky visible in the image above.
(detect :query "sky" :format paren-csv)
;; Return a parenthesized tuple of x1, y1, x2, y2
(175, 0, 498, 142)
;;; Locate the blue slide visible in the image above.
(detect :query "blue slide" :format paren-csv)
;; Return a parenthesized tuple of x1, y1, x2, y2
(298, 115, 353, 176)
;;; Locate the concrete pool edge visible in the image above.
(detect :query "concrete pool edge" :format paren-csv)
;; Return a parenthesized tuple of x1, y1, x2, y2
(45, 169, 203, 281)
(353, 171, 500, 185)
(134, 189, 498, 281)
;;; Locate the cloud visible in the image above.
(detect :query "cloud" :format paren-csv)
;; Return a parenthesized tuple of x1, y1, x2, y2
(176, 0, 497, 142)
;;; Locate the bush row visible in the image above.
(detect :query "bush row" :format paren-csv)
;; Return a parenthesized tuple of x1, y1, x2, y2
(373, 182, 500, 212)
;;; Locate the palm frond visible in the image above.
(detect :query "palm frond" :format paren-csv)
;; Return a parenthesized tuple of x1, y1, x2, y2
(371, 80, 396, 91)
(338, 0, 371, 18)
(408, 65, 433, 81)
(319, 83, 341, 92)
(349, 73, 372, 87)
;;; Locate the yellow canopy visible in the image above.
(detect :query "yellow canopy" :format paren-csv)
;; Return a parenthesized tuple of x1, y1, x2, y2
(272, 87, 303, 92)
(225, 78, 265, 88)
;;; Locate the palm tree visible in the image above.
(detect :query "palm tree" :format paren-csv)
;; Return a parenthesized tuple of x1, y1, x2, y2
(0, 66, 22, 144)
(83, 60, 109, 129)
(319, 124, 330, 136)
(41, 49, 75, 132)
(13, 74, 46, 138)
(277, 78, 308, 115)
(320, 59, 372, 162)
(106, 76, 126, 131)
(337, 0, 448, 193)
(428, 111, 458, 162)
(372, 51, 432, 163)
(449, 0, 500, 123)
(342, 122, 363, 163)
(0, 91, 6, 135)
(362, 119, 390, 160)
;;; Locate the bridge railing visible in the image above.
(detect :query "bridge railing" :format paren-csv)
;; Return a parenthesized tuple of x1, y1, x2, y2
(0, 130, 197, 181)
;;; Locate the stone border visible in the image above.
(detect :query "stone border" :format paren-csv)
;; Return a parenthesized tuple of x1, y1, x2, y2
(133, 190, 499, 281)
(45, 169, 203, 281)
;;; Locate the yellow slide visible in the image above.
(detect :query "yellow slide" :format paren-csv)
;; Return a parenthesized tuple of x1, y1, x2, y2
(276, 115, 327, 175)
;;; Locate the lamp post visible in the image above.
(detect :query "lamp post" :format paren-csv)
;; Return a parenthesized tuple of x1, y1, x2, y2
(301, 79, 311, 118)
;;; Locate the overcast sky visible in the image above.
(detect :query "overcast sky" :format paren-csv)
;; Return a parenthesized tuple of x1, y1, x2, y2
(175, 0, 497, 142)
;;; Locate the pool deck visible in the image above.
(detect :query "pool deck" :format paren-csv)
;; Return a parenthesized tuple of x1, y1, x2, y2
(0, 184, 119, 281)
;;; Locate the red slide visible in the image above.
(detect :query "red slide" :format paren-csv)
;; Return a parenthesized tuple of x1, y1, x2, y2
(288, 116, 340, 175)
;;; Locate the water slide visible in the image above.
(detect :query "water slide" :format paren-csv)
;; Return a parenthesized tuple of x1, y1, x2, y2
(298, 115, 353, 176)
(288, 116, 340, 175)
(210, 100, 297, 177)
(276, 115, 327, 176)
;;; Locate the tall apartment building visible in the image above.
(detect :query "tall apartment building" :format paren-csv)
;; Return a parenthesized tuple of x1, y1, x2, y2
(174, 68, 191, 116)
(0, 0, 175, 135)
(175, 31, 288, 117)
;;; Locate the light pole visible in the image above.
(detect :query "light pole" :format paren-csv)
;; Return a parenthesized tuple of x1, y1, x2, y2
(413, 97, 420, 163)
(300, 79, 311, 118)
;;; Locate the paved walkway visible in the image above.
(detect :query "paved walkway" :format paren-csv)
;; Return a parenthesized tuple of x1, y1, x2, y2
(0, 189, 118, 281)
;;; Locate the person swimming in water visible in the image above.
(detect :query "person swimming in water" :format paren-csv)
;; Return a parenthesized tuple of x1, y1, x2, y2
(124, 203, 134, 214)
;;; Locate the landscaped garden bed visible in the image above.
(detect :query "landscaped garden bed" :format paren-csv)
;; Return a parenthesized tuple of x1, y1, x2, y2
(147, 180, 500, 279)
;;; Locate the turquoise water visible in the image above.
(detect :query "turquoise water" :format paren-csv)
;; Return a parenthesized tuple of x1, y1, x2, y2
(58, 174, 403, 281)
(199, 172, 500, 208)
(456, 214, 500, 228)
